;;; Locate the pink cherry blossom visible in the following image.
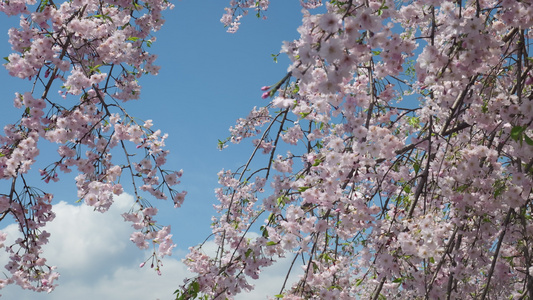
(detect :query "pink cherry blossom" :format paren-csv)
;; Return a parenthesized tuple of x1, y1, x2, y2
(176, 1, 533, 299)
(2, 0, 533, 298)
(0, 0, 182, 292)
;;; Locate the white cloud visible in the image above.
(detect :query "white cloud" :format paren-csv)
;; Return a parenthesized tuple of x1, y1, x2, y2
(0, 194, 190, 300)
(0, 194, 301, 299)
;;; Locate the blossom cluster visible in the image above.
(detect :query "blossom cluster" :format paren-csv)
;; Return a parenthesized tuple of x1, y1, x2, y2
(0, 0, 183, 292)
(221, 0, 270, 33)
(178, 1, 533, 299)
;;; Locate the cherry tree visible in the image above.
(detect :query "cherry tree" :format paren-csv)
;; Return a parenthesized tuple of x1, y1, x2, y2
(0, 0, 184, 292)
(176, 0, 533, 299)
(0, 0, 532, 299)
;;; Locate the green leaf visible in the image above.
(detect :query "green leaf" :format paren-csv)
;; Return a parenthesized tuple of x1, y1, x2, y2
(456, 184, 469, 192)
(133, 1, 142, 10)
(413, 162, 420, 174)
(493, 179, 507, 197)
(319, 252, 332, 262)
(355, 278, 363, 286)
(312, 159, 322, 166)
(299, 112, 311, 119)
(217, 139, 226, 150)
(191, 281, 200, 293)
(89, 64, 102, 73)
(293, 84, 299, 94)
(38, 0, 49, 12)
(510, 126, 525, 142)
(524, 134, 533, 146)
(93, 13, 113, 22)
(260, 225, 269, 238)
(298, 186, 310, 192)
(266, 241, 278, 246)
(245, 248, 253, 258)
(407, 116, 421, 128)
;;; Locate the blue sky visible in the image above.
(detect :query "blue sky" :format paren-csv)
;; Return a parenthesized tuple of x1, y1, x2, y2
(0, 1, 308, 299)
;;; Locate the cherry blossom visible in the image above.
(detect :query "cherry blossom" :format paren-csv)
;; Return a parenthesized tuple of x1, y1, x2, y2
(2, 0, 532, 298)
(0, 0, 183, 292)
(177, 1, 533, 299)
